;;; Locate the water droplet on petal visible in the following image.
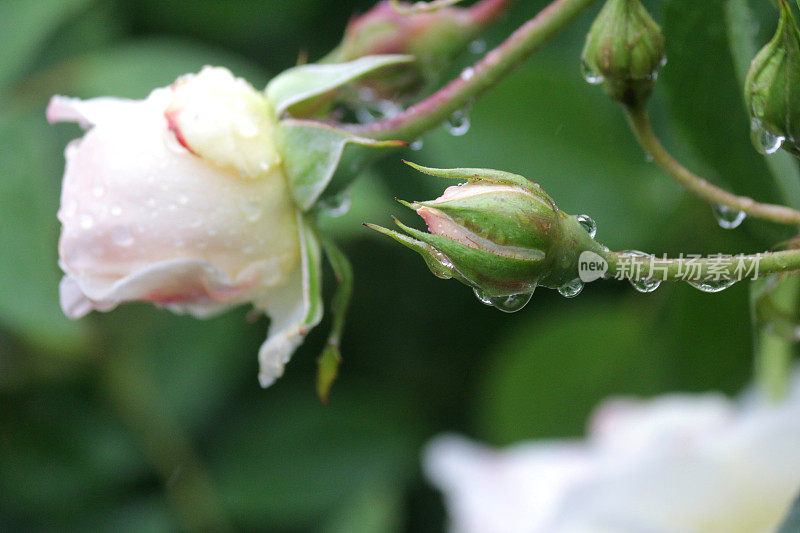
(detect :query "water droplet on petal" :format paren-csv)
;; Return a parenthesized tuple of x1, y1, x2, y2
(110, 225, 134, 247)
(410, 139, 424, 151)
(576, 214, 597, 238)
(469, 39, 486, 55)
(79, 214, 94, 230)
(712, 204, 746, 229)
(490, 292, 533, 313)
(234, 117, 259, 138)
(558, 279, 584, 298)
(750, 117, 784, 155)
(688, 279, 736, 293)
(581, 60, 604, 85)
(177, 193, 190, 205)
(445, 108, 470, 136)
(110, 205, 122, 217)
(473, 287, 493, 306)
(241, 200, 263, 222)
(92, 184, 105, 198)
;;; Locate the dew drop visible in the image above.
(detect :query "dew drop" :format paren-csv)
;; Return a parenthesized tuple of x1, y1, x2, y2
(750, 117, 784, 155)
(712, 204, 746, 229)
(473, 287, 493, 306)
(79, 214, 94, 230)
(177, 193, 190, 205)
(234, 117, 259, 138)
(445, 108, 470, 136)
(410, 139, 424, 151)
(558, 279, 584, 298)
(241, 200, 263, 222)
(110, 205, 122, 217)
(629, 277, 661, 293)
(319, 191, 352, 217)
(469, 39, 486, 55)
(624, 250, 661, 293)
(489, 292, 533, 313)
(688, 279, 736, 293)
(580, 60, 604, 85)
(575, 214, 597, 238)
(460, 67, 475, 81)
(92, 184, 105, 198)
(110, 225, 134, 247)
(355, 99, 403, 124)
(425, 252, 454, 279)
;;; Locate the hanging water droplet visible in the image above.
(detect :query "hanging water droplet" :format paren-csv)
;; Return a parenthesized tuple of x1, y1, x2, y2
(629, 277, 661, 293)
(473, 287, 493, 306)
(460, 67, 475, 81)
(712, 204, 746, 229)
(750, 117, 784, 155)
(489, 292, 533, 313)
(110, 225, 134, 247)
(688, 279, 736, 293)
(469, 39, 486, 55)
(575, 214, 597, 238)
(580, 60, 604, 85)
(410, 139, 424, 151)
(355, 99, 403, 124)
(558, 279, 584, 298)
(445, 108, 470, 136)
(319, 191, 352, 217)
(624, 250, 661, 293)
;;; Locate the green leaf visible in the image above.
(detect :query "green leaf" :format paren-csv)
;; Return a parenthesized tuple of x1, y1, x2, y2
(0, 112, 88, 354)
(280, 119, 403, 211)
(0, 0, 91, 90)
(265, 55, 413, 116)
(661, 0, 778, 209)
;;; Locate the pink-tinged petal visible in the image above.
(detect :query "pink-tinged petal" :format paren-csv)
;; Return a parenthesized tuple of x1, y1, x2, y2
(46, 95, 144, 128)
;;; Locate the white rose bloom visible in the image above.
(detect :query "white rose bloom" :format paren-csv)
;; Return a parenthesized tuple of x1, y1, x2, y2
(48, 66, 315, 387)
(424, 377, 800, 533)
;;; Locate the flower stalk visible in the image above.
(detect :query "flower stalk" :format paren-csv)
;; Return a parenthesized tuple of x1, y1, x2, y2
(624, 104, 800, 226)
(344, 0, 601, 141)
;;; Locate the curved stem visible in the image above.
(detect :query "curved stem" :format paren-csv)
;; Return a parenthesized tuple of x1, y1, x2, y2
(598, 248, 800, 282)
(345, 0, 600, 141)
(624, 104, 800, 226)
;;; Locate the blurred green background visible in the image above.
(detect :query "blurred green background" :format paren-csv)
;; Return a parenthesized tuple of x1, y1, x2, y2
(0, 0, 795, 531)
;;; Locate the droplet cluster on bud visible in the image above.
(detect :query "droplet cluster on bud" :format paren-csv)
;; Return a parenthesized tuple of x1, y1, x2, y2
(581, 0, 666, 107)
(367, 163, 604, 311)
(745, 0, 800, 157)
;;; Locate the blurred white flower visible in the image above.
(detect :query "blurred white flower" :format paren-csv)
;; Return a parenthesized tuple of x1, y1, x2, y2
(48, 66, 315, 387)
(425, 378, 800, 533)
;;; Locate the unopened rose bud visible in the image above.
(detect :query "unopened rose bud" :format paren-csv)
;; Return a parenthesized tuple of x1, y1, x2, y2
(581, 0, 665, 107)
(745, 0, 800, 157)
(323, 0, 511, 101)
(366, 163, 603, 312)
(48, 67, 305, 387)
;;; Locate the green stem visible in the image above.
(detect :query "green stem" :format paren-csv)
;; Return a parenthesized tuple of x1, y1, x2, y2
(599, 248, 800, 282)
(345, 0, 600, 141)
(624, 104, 800, 226)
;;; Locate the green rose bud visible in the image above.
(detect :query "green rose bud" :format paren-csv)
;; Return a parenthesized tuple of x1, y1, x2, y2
(745, 0, 800, 157)
(581, 0, 666, 107)
(322, 0, 511, 102)
(365, 162, 604, 312)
